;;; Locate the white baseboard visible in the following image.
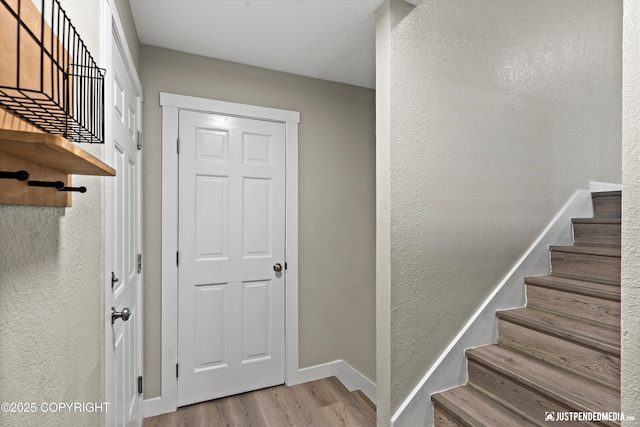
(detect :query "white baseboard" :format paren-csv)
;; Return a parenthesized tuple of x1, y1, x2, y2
(292, 360, 377, 404)
(390, 188, 594, 427)
(143, 360, 377, 419)
(335, 360, 377, 405)
(142, 396, 164, 418)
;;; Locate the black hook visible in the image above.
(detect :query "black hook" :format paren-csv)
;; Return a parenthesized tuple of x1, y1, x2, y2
(59, 186, 87, 193)
(28, 180, 65, 189)
(0, 170, 30, 181)
(27, 180, 88, 193)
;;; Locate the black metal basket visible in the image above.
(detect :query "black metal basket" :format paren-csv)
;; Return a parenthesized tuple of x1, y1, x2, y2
(0, 0, 104, 144)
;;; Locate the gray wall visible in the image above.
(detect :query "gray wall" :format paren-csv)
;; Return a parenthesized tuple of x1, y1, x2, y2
(0, 1, 105, 426)
(377, 0, 622, 423)
(622, 0, 640, 422)
(140, 45, 376, 398)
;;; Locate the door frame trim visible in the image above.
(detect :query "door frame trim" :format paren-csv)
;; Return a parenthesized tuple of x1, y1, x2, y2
(102, 1, 145, 425)
(159, 92, 300, 414)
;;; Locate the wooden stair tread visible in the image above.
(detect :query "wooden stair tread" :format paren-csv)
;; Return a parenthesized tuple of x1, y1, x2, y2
(497, 307, 620, 355)
(572, 217, 621, 224)
(466, 345, 620, 415)
(549, 245, 621, 257)
(432, 385, 538, 427)
(524, 275, 620, 301)
(591, 190, 621, 198)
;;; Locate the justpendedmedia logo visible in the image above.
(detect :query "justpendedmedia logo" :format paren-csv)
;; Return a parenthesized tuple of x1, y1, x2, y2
(544, 412, 635, 422)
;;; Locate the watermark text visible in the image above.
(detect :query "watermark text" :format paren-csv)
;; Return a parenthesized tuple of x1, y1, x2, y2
(1, 402, 110, 414)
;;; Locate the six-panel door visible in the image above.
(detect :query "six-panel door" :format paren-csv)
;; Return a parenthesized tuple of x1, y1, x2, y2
(177, 111, 286, 407)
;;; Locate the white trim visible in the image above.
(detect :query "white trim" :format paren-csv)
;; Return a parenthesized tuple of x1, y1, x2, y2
(285, 121, 300, 387)
(105, 0, 142, 92)
(160, 93, 300, 416)
(142, 397, 163, 419)
(160, 104, 179, 415)
(160, 93, 300, 123)
(335, 361, 377, 405)
(100, 4, 112, 426)
(295, 361, 341, 385)
(589, 181, 622, 193)
(288, 360, 376, 404)
(391, 189, 594, 427)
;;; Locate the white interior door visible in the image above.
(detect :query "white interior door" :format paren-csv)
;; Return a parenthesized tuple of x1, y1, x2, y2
(105, 32, 143, 427)
(177, 110, 286, 407)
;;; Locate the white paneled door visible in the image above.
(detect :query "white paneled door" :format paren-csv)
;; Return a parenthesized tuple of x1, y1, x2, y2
(177, 111, 286, 407)
(105, 31, 142, 426)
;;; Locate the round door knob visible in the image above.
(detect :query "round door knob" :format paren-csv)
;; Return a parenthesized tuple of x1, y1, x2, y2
(273, 263, 283, 272)
(111, 307, 132, 325)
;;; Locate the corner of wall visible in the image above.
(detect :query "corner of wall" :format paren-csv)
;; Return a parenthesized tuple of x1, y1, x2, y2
(621, 0, 640, 418)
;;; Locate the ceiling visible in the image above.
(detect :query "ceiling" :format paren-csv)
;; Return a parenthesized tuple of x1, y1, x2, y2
(130, 0, 418, 89)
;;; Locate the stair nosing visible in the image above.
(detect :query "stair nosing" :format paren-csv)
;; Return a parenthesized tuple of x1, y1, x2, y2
(549, 245, 621, 257)
(550, 272, 620, 286)
(465, 382, 550, 427)
(465, 345, 620, 415)
(432, 385, 538, 427)
(524, 275, 620, 302)
(572, 217, 621, 224)
(591, 191, 621, 197)
(496, 307, 620, 356)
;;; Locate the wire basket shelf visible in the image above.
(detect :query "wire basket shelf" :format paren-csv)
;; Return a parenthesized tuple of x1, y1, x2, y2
(0, 0, 104, 144)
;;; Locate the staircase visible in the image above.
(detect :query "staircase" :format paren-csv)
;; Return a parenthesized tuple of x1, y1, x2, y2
(432, 191, 621, 426)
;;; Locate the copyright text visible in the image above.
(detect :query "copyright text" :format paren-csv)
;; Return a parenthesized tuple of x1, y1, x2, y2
(1, 402, 110, 413)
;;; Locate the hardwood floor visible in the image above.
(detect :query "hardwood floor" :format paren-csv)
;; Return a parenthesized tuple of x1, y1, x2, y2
(142, 377, 376, 427)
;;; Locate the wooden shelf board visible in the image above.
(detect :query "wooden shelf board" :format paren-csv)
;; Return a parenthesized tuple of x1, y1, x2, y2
(0, 129, 115, 176)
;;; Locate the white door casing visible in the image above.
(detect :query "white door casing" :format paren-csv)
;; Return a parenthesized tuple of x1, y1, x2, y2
(158, 93, 299, 416)
(103, 4, 144, 426)
(177, 111, 286, 406)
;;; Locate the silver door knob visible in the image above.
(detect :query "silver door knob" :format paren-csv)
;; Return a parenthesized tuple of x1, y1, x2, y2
(111, 307, 131, 325)
(273, 263, 283, 272)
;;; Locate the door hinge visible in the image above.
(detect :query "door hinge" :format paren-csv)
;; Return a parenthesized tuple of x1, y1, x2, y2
(176, 363, 179, 378)
(111, 271, 119, 289)
(137, 131, 143, 150)
(176, 251, 179, 266)
(137, 254, 142, 274)
(137, 376, 143, 394)
(177, 138, 180, 154)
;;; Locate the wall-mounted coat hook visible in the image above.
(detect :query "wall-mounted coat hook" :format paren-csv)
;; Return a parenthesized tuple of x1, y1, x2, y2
(27, 180, 88, 194)
(0, 170, 30, 181)
(59, 186, 87, 193)
(28, 180, 65, 189)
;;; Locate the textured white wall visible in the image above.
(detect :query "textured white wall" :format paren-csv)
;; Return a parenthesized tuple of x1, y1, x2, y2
(622, 0, 640, 422)
(376, 3, 392, 425)
(376, 2, 415, 425)
(0, 1, 104, 425)
(140, 46, 377, 399)
(379, 0, 622, 418)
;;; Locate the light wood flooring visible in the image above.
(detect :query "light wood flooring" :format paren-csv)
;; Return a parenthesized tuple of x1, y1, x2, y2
(142, 376, 376, 427)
